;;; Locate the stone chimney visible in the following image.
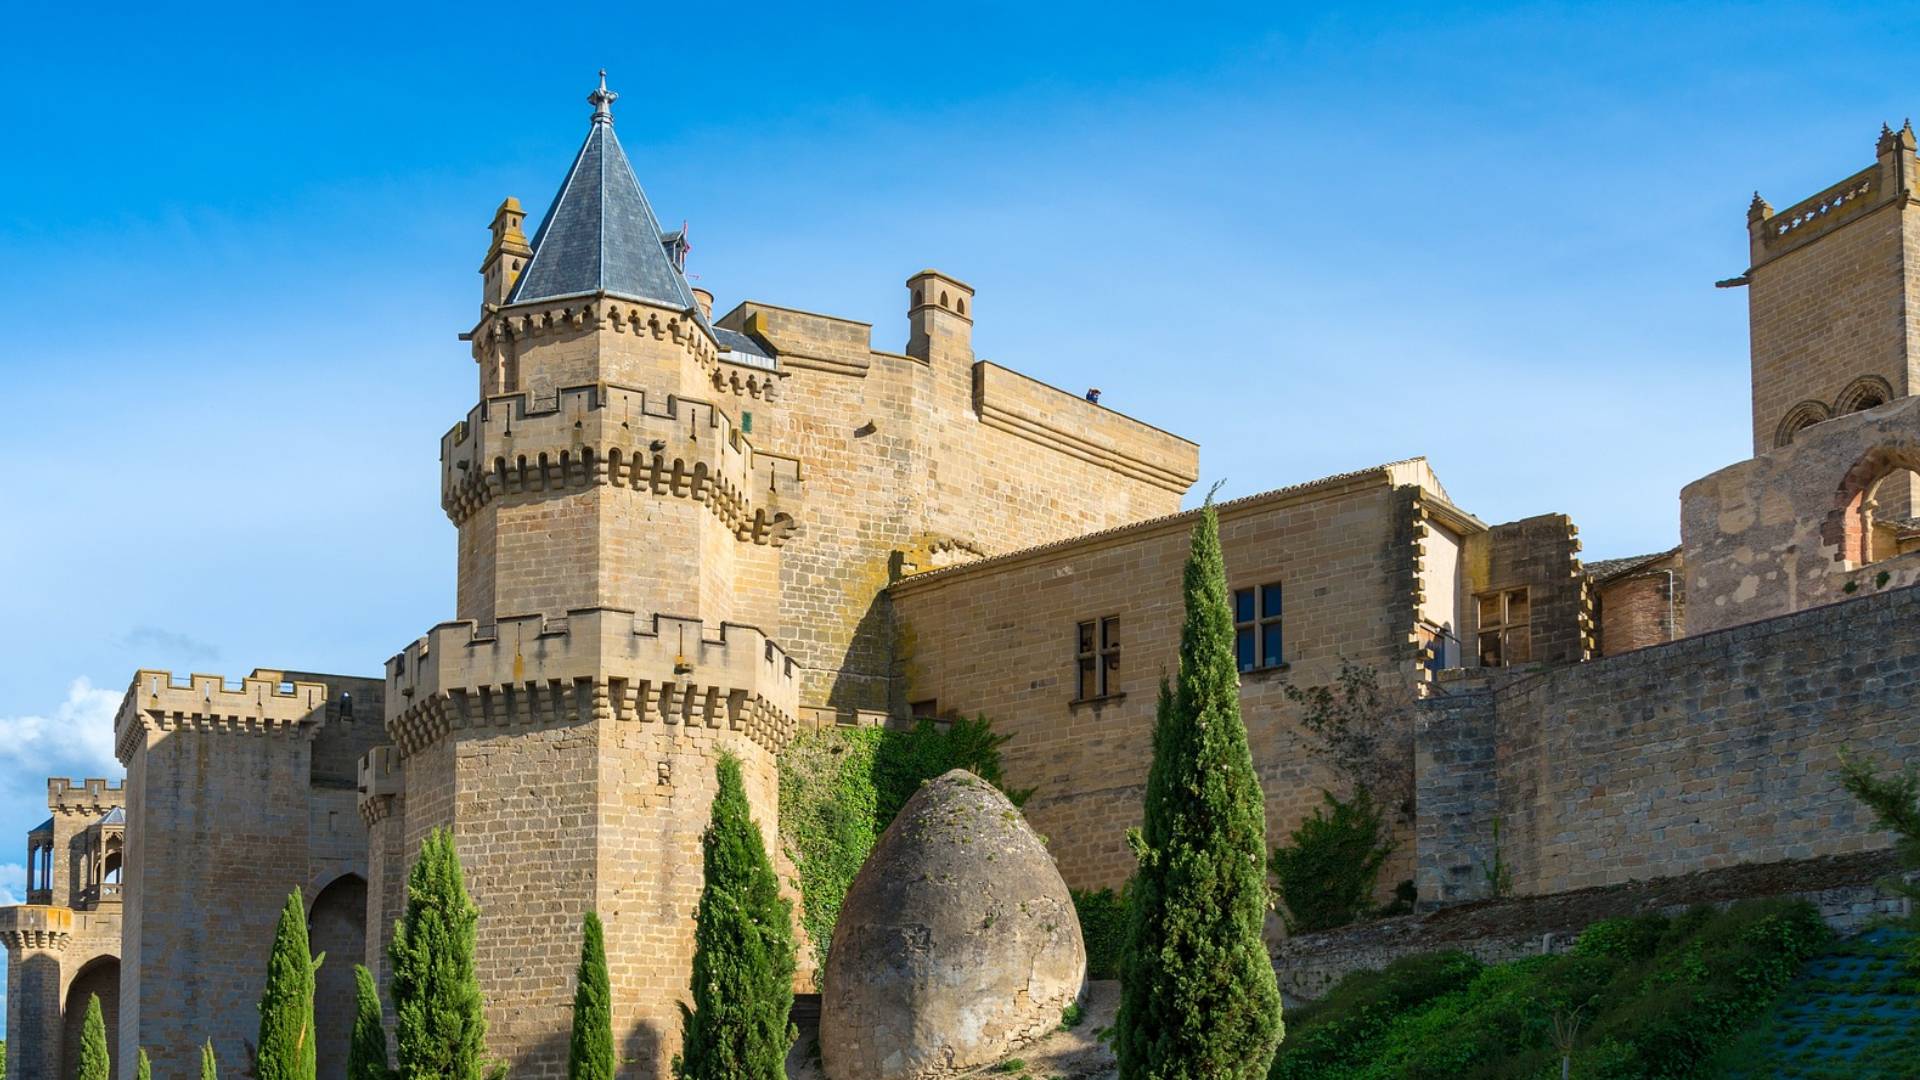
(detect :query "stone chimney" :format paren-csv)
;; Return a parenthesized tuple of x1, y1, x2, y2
(480, 197, 532, 308)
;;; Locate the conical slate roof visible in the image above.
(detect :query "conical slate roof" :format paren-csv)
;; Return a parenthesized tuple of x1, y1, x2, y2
(506, 74, 704, 315)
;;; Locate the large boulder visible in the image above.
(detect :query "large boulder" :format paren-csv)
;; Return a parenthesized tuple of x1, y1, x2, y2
(820, 769, 1086, 1080)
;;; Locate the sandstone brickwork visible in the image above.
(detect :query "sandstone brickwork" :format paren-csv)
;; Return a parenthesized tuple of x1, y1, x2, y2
(1416, 583, 1920, 903)
(1683, 392, 1920, 635)
(890, 460, 1485, 910)
(110, 668, 383, 1077)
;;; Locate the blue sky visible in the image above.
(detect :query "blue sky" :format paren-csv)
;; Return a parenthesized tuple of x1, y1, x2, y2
(0, 0, 1915, 1035)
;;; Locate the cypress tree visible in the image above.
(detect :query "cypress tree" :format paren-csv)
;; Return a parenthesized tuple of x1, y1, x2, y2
(568, 912, 615, 1080)
(137, 1048, 151, 1080)
(673, 754, 796, 1080)
(1116, 501, 1284, 1079)
(390, 828, 491, 1079)
(76, 993, 108, 1080)
(348, 964, 393, 1080)
(201, 1040, 218, 1080)
(258, 888, 322, 1080)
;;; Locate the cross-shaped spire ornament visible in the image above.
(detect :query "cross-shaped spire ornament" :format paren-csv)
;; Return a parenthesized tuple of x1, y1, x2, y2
(589, 69, 617, 125)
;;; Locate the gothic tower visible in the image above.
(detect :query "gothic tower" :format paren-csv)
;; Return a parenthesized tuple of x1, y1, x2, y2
(367, 73, 803, 1079)
(1744, 121, 1920, 456)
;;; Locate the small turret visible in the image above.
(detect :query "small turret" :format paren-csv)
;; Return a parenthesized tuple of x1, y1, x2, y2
(480, 197, 533, 307)
(906, 269, 973, 364)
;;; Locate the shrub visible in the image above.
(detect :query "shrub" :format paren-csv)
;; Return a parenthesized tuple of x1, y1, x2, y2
(390, 828, 493, 1079)
(257, 889, 320, 1080)
(348, 964, 391, 1080)
(1270, 787, 1393, 934)
(1116, 501, 1283, 1079)
(201, 1040, 218, 1080)
(1071, 886, 1130, 980)
(674, 754, 796, 1080)
(1269, 951, 1482, 1079)
(1268, 900, 1830, 1080)
(779, 714, 1026, 973)
(77, 994, 109, 1080)
(569, 912, 614, 1080)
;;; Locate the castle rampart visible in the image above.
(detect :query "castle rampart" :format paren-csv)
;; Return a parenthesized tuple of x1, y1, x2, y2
(1416, 581, 1920, 904)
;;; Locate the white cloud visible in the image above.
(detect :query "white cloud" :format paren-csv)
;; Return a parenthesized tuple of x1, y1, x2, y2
(0, 677, 124, 782)
(0, 863, 24, 906)
(118, 625, 220, 663)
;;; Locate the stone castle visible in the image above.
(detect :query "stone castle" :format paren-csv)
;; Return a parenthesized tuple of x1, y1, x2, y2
(7, 77, 1920, 1078)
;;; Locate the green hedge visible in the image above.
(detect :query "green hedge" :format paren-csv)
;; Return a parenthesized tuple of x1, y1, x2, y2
(778, 715, 1027, 974)
(1270, 899, 1831, 1080)
(1271, 788, 1394, 934)
(1072, 886, 1130, 980)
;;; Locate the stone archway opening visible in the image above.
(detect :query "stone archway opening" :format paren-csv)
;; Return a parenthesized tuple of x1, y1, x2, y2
(308, 873, 368, 1080)
(1823, 446, 1920, 566)
(61, 955, 120, 1080)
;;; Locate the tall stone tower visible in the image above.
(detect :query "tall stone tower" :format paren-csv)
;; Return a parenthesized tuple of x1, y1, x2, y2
(368, 73, 803, 1079)
(1745, 121, 1920, 457)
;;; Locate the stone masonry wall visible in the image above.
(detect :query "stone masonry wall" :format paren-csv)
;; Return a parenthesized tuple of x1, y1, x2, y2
(116, 670, 382, 1077)
(121, 724, 316, 1072)
(387, 716, 781, 1080)
(1416, 583, 1920, 905)
(1467, 514, 1591, 667)
(1683, 392, 1920, 636)
(892, 462, 1455, 905)
(718, 295, 1199, 724)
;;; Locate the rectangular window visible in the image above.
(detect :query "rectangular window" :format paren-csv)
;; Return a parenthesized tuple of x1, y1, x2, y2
(1233, 583, 1284, 672)
(1075, 616, 1121, 699)
(909, 699, 939, 720)
(1476, 587, 1532, 667)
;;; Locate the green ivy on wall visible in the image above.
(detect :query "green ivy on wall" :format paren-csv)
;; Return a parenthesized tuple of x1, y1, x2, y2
(778, 715, 1029, 974)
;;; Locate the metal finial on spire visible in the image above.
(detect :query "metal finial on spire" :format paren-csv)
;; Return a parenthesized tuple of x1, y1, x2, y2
(589, 69, 617, 125)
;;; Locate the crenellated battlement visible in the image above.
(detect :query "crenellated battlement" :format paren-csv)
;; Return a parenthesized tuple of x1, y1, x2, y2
(47, 779, 124, 816)
(384, 608, 800, 757)
(467, 293, 720, 373)
(440, 382, 803, 545)
(114, 668, 328, 766)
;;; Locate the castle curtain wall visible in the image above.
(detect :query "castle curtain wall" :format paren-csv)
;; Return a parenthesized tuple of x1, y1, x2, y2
(1416, 582, 1920, 903)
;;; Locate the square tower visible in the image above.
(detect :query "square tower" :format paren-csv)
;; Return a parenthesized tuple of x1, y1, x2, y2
(1746, 122, 1920, 455)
